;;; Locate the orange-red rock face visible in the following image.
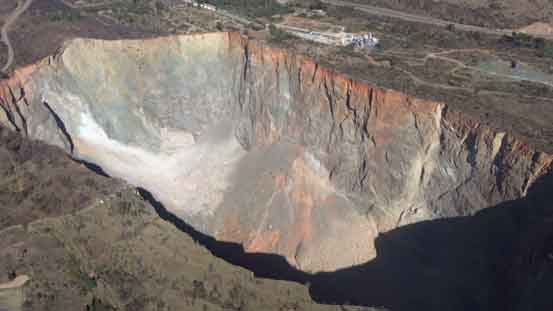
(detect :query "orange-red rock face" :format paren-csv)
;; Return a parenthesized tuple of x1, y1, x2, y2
(0, 32, 552, 273)
(220, 34, 553, 270)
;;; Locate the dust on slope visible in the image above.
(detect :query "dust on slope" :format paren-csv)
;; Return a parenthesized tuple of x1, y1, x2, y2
(348, 0, 553, 29)
(519, 22, 553, 37)
(0, 126, 377, 311)
(0, 125, 120, 228)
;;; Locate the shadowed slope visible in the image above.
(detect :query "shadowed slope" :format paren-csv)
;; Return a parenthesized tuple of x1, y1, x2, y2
(308, 169, 553, 311)
(136, 169, 553, 311)
(2, 34, 551, 274)
(0, 33, 552, 311)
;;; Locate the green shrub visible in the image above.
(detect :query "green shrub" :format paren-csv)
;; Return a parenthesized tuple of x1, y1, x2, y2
(204, 0, 291, 18)
(502, 32, 538, 48)
(47, 10, 82, 22)
(537, 44, 553, 58)
(268, 24, 293, 42)
(498, 32, 553, 58)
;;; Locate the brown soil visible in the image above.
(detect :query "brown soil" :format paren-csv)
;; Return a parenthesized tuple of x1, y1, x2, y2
(0, 126, 373, 311)
(519, 22, 553, 37)
(351, 0, 553, 29)
(0, 125, 120, 228)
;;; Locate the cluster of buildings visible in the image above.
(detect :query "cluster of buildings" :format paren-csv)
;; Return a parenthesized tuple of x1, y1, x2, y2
(174, 1, 379, 50)
(276, 24, 379, 49)
(276, 25, 337, 45)
(342, 33, 380, 49)
(181, 0, 217, 11)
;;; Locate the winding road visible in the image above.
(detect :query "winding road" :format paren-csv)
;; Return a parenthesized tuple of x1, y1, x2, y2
(1, 0, 33, 73)
(0, 275, 29, 290)
(321, 0, 515, 36)
(59, 0, 123, 10)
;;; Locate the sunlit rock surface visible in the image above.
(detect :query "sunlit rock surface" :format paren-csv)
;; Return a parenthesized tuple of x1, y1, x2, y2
(0, 32, 551, 274)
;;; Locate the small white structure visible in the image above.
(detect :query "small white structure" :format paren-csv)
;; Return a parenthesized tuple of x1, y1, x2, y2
(311, 9, 327, 17)
(200, 3, 216, 11)
(182, 0, 198, 6)
(342, 32, 379, 48)
(275, 24, 379, 49)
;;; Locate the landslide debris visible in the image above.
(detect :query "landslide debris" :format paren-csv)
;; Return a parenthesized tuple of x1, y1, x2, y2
(0, 125, 377, 311)
(1, 33, 550, 274)
(0, 32, 552, 311)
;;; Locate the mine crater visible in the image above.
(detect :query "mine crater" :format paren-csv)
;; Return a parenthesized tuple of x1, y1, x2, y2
(1, 32, 552, 311)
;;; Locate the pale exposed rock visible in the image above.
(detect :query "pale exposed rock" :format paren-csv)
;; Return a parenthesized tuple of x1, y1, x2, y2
(519, 22, 553, 37)
(0, 32, 551, 274)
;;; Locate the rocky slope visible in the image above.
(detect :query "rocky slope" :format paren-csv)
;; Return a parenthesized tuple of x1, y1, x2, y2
(0, 32, 552, 272)
(0, 32, 552, 310)
(352, 0, 553, 29)
(0, 125, 374, 311)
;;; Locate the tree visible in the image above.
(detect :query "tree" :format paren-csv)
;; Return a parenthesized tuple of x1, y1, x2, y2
(309, 0, 326, 10)
(268, 24, 292, 42)
(8, 270, 16, 281)
(154, 1, 166, 14)
(534, 37, 546, 50)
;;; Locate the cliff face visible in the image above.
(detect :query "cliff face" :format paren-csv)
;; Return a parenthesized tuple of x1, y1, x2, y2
(0, 125, 373, 311)
(0, 32, 551, 275)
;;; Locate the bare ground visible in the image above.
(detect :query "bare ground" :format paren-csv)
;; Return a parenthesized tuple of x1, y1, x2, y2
(0, 125, 373, 311)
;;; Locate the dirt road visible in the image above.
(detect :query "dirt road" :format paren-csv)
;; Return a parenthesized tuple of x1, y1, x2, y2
(1, 0, 33, 73)
(0, 276, 29, 290)
(59, 0, 123, 10)
(321, 0, 515, 37)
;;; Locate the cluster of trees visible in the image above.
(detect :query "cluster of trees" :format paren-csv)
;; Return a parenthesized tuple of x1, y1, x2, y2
(500, 32, 553, 58)
(204, 0, 291, 17)
(126, 0, 153, 15)
(85, 296, 113, 311)
(288, 0, 326, 10)
(46, 10, 82, 22)
(268, 24, 293, 42)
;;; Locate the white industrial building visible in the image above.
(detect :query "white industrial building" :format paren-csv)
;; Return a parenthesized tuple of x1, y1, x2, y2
(275, 24, 379, 49)
(200, 3, 216, 11)
(181, 0, 216, 11)
(342, 32, 379, 48)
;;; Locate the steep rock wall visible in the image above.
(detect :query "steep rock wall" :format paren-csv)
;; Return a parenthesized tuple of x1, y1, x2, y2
(0, 32, 551, 273)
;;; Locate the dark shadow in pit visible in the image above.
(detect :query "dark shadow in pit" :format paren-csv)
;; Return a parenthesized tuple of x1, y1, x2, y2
(86, 168, 552, 311)
(136, 187, 310, 284)
(308, 170, 553, 311)
(75, 158, 110, 178)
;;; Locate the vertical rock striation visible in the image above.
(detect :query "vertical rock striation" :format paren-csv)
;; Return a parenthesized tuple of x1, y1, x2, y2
(0, 32, 551, 274)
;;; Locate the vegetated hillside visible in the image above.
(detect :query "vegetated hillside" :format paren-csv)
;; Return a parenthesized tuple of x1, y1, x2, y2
(1, 33, 552, 310)
(0, 125, 375, 311)
(204, 0, 291, 18)
(352, 0, 553, 29)
(0, 126, 121, 228)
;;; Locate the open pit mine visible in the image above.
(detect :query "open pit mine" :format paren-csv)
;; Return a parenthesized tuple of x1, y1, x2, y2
(1, 32, 552, 310)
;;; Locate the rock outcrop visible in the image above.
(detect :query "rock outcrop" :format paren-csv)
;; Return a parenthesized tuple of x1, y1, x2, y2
(0, 32, 551, 276)
(0, 125, 375, 311)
